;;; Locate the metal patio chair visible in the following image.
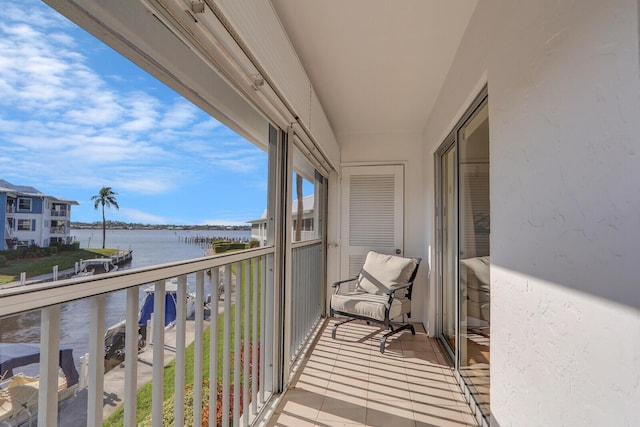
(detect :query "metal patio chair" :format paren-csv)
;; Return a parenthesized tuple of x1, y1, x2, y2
(330, 251, 421, 353)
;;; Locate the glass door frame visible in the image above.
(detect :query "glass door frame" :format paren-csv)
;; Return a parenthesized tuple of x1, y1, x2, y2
(434, 86, 489, 427)
(435, 134, 458, 361)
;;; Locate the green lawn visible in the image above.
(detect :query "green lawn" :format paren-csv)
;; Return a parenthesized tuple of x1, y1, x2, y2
(0, 248, 117, 284)
(104, 259, 261, 426)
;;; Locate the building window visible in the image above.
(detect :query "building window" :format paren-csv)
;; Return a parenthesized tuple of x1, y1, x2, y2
(18, 219, 32, 231)
(291, 145, 323, 242)
(18, 198, 32, 211)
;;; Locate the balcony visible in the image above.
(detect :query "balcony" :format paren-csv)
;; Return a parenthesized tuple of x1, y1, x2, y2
(0, 247, 277, 426)
(50, 226, 66, 235)
(0, 238, 334, 426)
(0, 240, 480, 427)
(50, 210, 68, 218)
(270, 319, 477, 427)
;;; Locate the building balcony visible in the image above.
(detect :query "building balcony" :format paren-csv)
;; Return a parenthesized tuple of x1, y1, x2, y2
(50, 210, 68, 217)
(0, 241, 340, 427)
(0, 240, 478, 427)
(50, 226, 66, 234)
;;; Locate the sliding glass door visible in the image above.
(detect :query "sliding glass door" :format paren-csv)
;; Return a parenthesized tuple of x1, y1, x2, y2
(441, 144, 457, 354)
(437, 90, 490, 422)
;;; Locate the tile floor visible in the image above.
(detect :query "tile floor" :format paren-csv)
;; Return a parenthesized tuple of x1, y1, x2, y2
(267, 319, 478, 427)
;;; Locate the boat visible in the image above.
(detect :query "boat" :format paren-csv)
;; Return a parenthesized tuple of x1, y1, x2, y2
(138, 279, 197, 328)
(104, 320, 147, 372)
(76, 258, 119, 275)
(0, 343, 79, 425)
(103, 278, 196, 372)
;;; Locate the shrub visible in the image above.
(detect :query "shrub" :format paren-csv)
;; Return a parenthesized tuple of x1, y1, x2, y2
(0, 255, 6, 267)
(229, 243, 247, 250)
(249, 239, 260, 248)
(0, 250, 18, 260)
(60, 241, 80, 251)
(21, 244, 43, 259)
(16, 247, 26, 259)
(49, 246, 58, 255)
(213, 243, 230, 254)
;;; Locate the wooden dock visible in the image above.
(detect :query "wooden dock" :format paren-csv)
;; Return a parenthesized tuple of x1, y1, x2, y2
(110, 249, 133, 265)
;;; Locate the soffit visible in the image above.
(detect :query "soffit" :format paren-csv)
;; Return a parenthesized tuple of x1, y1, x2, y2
(270, 0, 478, 140)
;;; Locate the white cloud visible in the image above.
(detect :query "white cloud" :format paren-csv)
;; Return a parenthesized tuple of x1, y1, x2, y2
(200, 218, 253, 227)
(178, 138, 267, 173)
(118, 208, 168, 224)
(0, 1, 268, 225)
(160, 100, 198, 129)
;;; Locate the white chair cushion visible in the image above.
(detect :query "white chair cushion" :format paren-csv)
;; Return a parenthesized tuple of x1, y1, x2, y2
(355, 251, 418, 295)
(331, 292, 411, 322)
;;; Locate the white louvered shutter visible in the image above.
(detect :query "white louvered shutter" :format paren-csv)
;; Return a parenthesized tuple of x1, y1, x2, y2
(341, 165, 404, 279)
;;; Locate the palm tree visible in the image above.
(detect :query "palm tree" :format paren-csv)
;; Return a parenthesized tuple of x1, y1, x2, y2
(91, 186, 120, 249)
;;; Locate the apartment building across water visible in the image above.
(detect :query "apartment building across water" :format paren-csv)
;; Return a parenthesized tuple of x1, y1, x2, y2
(0, 179, 78, 250)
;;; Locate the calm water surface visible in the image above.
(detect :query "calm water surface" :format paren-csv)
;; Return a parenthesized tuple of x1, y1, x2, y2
(0, 228, 250, 373)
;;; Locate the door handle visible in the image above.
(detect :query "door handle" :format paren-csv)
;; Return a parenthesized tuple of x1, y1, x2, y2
(395, 249, 401, 255)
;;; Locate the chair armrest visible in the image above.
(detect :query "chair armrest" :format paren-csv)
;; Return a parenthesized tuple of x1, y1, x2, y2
(331, 277, 358, 293)
(383, 281, 414, 295)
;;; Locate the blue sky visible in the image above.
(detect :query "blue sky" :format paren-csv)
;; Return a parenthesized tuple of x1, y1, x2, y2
(0, 0, 268, 225)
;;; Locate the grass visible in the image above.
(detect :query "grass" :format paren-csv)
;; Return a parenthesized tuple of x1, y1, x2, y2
(0, 248, 118, 284)
(104, 259, 261, 426)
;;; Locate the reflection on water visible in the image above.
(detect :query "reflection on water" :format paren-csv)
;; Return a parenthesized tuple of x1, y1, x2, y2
(0, 229, 247, 373)
(0, 310, 41, 343)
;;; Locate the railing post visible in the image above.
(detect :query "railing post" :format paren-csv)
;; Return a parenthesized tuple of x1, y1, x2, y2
(251, 258, 259, 415)
(124, 286, 139, 427)
(233, 262, 242, 426)
(242, 260, 250, 426)
(194, 270, 205, 427)
(209, 267, 220, 427)
(175, 275, 187, 427)
(88, 295, 106, 426)
(260, 256, 269, 403)
(222, 265, 232, 427)
(39, 304, 61, 427)
(152, 280, 166, 427)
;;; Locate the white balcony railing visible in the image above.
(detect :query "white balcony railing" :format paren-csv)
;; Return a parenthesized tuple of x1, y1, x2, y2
(50, 210, 68, 217)
(50, 226, 66, 234)
(289, 240, 323, 362)
(0, 247, 276, 427)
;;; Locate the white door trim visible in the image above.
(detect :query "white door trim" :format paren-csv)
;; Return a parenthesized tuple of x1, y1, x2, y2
(340, 164, 405, 279)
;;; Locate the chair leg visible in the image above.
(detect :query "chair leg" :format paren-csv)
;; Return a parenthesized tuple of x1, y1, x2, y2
(332, 317, 357, 339)
(379, 323, 415, 353)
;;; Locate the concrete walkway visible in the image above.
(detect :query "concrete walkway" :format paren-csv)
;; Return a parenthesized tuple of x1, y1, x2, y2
(57, 295, 231, 426)
(56, 317, 213, 425)
(0, 267, 77, 289)
(101, 315, 213, 418)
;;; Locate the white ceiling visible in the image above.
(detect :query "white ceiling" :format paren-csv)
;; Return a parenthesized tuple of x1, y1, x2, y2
(270, 0, 478, 140)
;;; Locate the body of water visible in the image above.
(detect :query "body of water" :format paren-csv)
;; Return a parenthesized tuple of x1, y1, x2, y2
(72, 228, 250, 269)
(0, 228, 251, 375)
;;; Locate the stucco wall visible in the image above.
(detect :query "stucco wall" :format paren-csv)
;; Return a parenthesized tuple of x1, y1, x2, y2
(339, 132, 426, 320)
(423, 0, 640, 425)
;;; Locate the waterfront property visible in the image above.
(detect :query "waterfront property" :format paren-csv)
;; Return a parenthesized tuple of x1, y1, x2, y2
(0, 179, 78, 251)
(249, 194, 318, 246)
(1, 1, 639, 427)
